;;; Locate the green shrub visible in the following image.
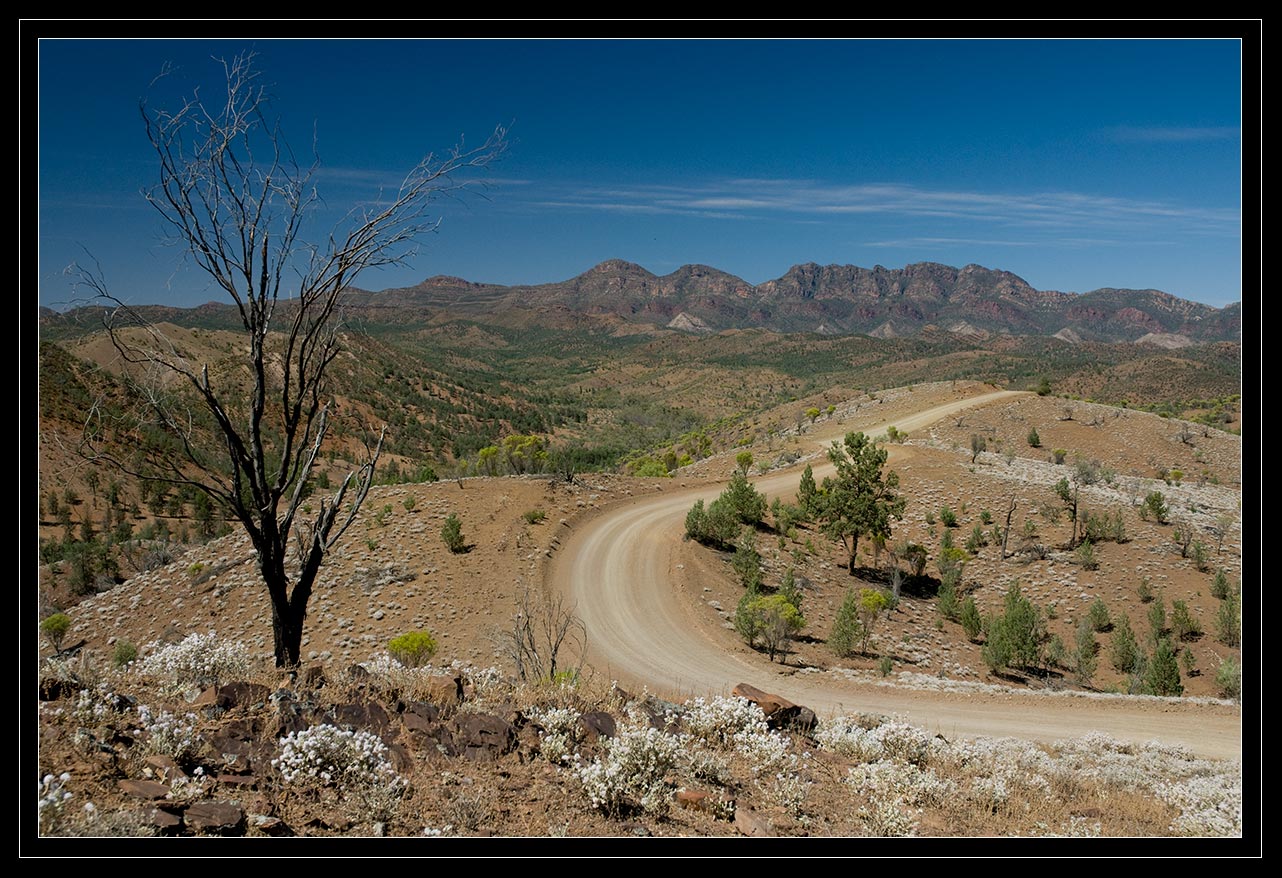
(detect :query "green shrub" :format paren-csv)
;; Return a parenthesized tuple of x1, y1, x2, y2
(1026, 427, 1041, 448)
(1052, 449, 1067, 465)
(979, 509, 993, 525)
(112, 639, 138, 667)
(523, 508, 547, 525)
(1145, 639, 1183, 697)
(1215, 591, 1241, 647)
(1214, 656, 1241, 700)
(402, 496, 416, 512)
(1137, 576, 1155, 603)
(1110, 615, 1140, 674)
(828, 589, 864, 659)
(960, 596, 982, 642)
(1074, 622, 1098, 685)
(1140, 492, 1170, 524)
(388, 630, 439, 667)
(965, 524, 986, 555)
(442, 513, 466, 553)
(1087, 597, 1111, 632)
(939, 506, 958, 528)
(1170, 600, 1202, 641)
(878, 656, 893, 677)
(41, 613, 72, 653)
(1210, 569, 1230, 600)
(1075, 539, 1099, 571)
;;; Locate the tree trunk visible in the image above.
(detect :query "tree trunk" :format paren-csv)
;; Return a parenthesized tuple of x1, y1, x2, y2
(848, 534, 859, 575)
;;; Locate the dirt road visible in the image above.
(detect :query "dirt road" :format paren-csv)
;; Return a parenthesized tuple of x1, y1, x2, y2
(547, 390, 1242, 760)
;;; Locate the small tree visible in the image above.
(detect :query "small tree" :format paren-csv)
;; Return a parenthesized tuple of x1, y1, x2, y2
(734, 451, 754, 476)
(731, 528, 763, 592)
(805, 407, 821, 425)
(1170, 600, 1202, 642)
(856, 588, 890, 655)
(442, 513, 466, 554)
(797, 464, 819, 518)
(1145, 638, 1184, 697)
(1214, 656, 1242, 700)
(960, 596, 983, 642)
(72, 52, 506, 667)
(1087, 597, 1112, 632)
(1140, 492, 1170, 524)
(970, 434, 987, 463)
(41, 613, 72, 654)
(722, 472, 767, 526)
(814, 432, 905, 576)
(1215, 591, 1241, 647)
(1026, 427, 1041, 448)
(1073, 622, 1098, 685)
(1110, 614, 1140, 674)
(1148, 596, 1168, 649)
(828, 589, 864, 658)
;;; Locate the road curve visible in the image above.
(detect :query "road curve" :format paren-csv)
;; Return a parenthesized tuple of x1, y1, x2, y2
(547, 390, 1242, 760)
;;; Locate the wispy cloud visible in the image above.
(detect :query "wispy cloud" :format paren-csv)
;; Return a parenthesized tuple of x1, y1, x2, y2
(1105, 125, 1239, 142)
(522, 179, 1238, 236)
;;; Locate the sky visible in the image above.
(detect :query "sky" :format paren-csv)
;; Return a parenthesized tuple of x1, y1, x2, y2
(36, 33, 1248, 309)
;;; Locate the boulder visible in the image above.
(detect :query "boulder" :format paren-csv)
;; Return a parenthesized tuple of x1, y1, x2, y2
(734, 808, 773, 837)
(144, 807, 183, 834)
(730, 683, 817, 732)
(330, 701, 393, 738)
(453, 713, 516, 761)
(217, 681, 271, 710)
(298, 663, 326, 691)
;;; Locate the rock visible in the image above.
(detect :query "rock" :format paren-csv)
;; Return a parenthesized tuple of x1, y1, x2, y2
(143, 754, 185, 783)
(298, 663, 326, 691)
(425, 673, 464, 706)
(184, 802, 246, 835)
(250, 815, 291, 836)
(577, 711, 616, 742)
(387, 742, 414, 773)
(217, 681, 271, 710)
(330, 701, 392, 737)
(730, 683, 817, 732)
(734, 808, 773, 837)
(453, 713, 516, 761)
(144, 807, 183, 833)
(118, 779, 171, 800)
(675, 788, 712, 812)
(401, 701, 442, 732)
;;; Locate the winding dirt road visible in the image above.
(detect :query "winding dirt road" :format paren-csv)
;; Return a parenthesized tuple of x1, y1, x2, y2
(548, 390, 1242, 760)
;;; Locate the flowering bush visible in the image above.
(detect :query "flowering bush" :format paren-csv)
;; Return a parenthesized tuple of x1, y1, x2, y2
(136, 705, 201, 762)
(526, 705, 582, 764)
(847, 761, 956, 808)
(858, 797, 920, 836)
(572, 713, 686, 816)
(137, 631, 251, 690)
(38, 772, 74, 834)
(274, 724, 402, 796)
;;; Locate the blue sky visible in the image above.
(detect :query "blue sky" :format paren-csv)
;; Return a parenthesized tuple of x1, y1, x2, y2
(37, 37, 1246, 309)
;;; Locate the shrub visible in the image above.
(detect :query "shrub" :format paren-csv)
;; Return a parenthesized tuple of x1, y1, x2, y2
(441, 513, 466, 553)
(402, 496, 416, 512)
(1210, 569, 1230, 600)
(274, 724, 402, 795)
(572, 716, 684, 817)
(722, 472, 768, 526)
(1137, 576, 1155, 603)
(523, 508, 547, 525)
(1110, 615, 1140, 674)
(732, 529, 763, 592)
(1140, 492, 1170, 524)
(1052, 449, 1067, 465)
(1145, 639, 1184, 697)
(1075, 539, 1099, 571)
(41, 613, 72, 653)
(829, 589, 865, 658)
(1215, 592, 1241, 647)
(112, 640, 138, 668)
(1087, 597, 1111, 632)
(138, 631, 251, 690)
(960, 597, 982, 642)
(1026, 427, 1041, 448)
(388, 631, 438, 667)
(965, 524, 986, 555)
(980, 509, 993, 525)
(969, 434, 987, 463)
(1214, 656, 1242, 700)
(878, 656, 893, 677)
(1147, 598, 1168, 648)
(1074, 622, 1098, 685)
(739, 594, 805, 662)
(137, 704, 202, 761)
(939, 506, 958, 528)
(1170, 601, 1202, 642)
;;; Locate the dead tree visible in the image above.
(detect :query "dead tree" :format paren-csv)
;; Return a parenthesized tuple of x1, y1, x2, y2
(73, 52, 507, 666)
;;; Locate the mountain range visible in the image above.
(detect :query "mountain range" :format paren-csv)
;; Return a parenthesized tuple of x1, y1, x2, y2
(41, 260, 1241, 345)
